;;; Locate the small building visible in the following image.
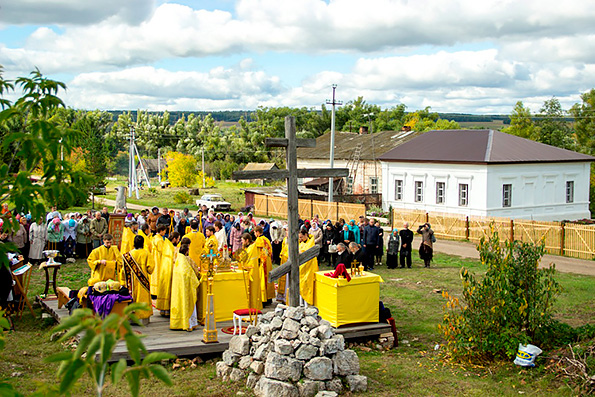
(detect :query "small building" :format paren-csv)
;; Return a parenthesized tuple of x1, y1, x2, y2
(136, 158, 167, 180)
(297, 129, 424, 194)
(379, 129, 595, 221)
(240, 163, 279, 185)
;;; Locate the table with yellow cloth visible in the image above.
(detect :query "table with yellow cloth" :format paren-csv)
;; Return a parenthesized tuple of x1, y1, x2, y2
(197, 269, 250, 323)
(313, 271, 384, 327)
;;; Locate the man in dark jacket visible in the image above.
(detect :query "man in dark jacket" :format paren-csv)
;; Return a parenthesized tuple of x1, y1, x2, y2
(363, 219, 381, 271)
(156, 207, 172, 237)
(399, 222, 414, 268)
(348, 242, 366, 271)
(334, 242, 351, 269)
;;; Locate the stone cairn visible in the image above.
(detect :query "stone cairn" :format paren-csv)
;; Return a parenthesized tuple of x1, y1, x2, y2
(217, 304, 367, 397)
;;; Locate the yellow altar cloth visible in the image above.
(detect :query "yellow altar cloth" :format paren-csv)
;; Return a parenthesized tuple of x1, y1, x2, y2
(197, 270, 249, 323)
(313, 271, 384, 327)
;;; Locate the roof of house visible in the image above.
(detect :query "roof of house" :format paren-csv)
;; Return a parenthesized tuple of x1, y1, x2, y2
(137, 158, 167, 171)
(378, 129, 595, 164)
(297, 129, 425, 161)
(242, 162, 279, 171)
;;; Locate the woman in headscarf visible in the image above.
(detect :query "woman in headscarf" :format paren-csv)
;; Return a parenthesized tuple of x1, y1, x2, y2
(47, 216, 65, 261)
(341, 224, 355, 245)
(386, 228, 400, 269)
(322, 222, 336, 267)
(348, 219, 360, 244)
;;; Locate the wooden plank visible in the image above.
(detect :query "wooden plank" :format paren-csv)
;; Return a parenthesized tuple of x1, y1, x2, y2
(265, 138, 317, 148)
(269, 245, 320, 281)
(286, 116, 300, 307)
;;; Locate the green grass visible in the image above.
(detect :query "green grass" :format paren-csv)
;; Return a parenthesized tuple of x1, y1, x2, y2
(1, 251, 592, 395)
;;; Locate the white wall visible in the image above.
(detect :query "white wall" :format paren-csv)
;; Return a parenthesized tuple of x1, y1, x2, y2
(381, 161, 591, 221)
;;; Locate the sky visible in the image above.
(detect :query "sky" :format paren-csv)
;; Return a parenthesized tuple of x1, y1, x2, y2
(0, 0, 594, 114)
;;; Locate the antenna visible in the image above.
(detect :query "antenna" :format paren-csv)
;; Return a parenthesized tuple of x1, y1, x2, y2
(326, 84, 342, 202)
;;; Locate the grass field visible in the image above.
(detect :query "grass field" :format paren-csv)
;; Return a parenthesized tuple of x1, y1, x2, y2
(1, 249, 592, 396)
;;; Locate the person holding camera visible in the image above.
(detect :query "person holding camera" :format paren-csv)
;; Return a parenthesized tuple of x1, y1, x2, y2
(417, 222, 435, 267)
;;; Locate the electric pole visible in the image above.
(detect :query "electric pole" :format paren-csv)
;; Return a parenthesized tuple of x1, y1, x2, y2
(326, 84, 342, 202)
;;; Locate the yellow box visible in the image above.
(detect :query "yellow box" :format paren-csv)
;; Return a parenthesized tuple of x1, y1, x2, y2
(198, 270, 249, 323)
(314, 271, 383, 327)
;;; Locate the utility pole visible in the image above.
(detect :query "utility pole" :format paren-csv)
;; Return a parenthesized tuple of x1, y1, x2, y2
(202, 146, 205, 189)
(326, 84, 342, 202)
(158, 148, 161, 184)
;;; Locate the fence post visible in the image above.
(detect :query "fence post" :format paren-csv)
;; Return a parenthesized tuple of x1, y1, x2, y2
(336, 201, 339, 222)
(465, 216, 470, 240)
(510, 219, 514, 242)
(560, 221, 565, 256)
(310, 199, 314, 219)
(426, 212, 429, 223)
(266, 195, 269, 217)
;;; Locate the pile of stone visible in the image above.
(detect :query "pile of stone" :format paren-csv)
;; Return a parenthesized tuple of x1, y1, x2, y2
(216, 304, 367, 397)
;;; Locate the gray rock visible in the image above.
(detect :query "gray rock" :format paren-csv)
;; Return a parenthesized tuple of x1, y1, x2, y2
(325, 378, 343, 394)
(297, 379, 320, 397)
(254, 344, 269, 361)
(346, 375, 368, 392)
(260, 324, 272, 334)
(305, 306, 319, 317)
(299, 331, 310, 343)
(303, 357, 333, 381)
(261, 311, 275, 322)
(274, 339, 294, 355)
(216, 361, 232, 379)
(229, 335, 251, 355)
(281, 318, 300, 339)
(285, 306, 305, 321)
(295, 344, 318, 361)
(254, 377, 299, 397)
(250, 360, 264, 375)
(317, 324, 333, 340)
(239, 355, 253, 370)
(333, 350, 359, 376)
(309, 337, 322, 347)
(246, 373, 260, 389)
(223, 349, 241, 366)
(245, 325, 259, 338)
(229, 368, 246, 382)
(270, 316, 283, 330)
(321, 335, 344, 355)
(264, 352, 303, 382)
(302, 316, 319, 330)
(319, 319, 331, 328)
(316, 392, 337, 397)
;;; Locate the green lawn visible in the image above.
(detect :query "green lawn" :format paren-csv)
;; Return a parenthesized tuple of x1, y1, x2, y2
(1, 250, 592, 396)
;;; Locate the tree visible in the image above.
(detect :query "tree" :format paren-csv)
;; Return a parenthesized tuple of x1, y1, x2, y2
(502, 101, 535, 139)
(0, 68, 90, 267)
(72, 110, 112, 186)
(535, 97, 574, 150)
(166, 152, 198, 187)
(570, 88, 595, 154)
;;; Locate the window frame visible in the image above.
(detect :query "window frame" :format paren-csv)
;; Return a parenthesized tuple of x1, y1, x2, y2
(436, 181, 445, 204)
(394, 179, 403, 201)
(415, 181, 424, 203)
(566, 181, 574, 203)
(502, 184, 512, 207)
(458, 183, 469, 207)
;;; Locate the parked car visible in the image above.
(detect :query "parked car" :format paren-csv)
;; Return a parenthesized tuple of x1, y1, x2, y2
(196, 194, 231, 211)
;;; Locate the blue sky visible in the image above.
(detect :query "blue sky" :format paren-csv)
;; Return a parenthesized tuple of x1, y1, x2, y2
(1, 0, 594, 114)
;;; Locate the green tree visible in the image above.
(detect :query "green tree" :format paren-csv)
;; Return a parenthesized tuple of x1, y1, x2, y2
(535, 97, 574, 149)
(570, 88, 595, 154)
(72, 110, 112, 187)
(502, 101, 535, 139)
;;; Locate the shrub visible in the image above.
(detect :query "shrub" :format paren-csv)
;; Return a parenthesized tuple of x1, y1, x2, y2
(439, 229, 561, 361)
(173, 191, 192, 205)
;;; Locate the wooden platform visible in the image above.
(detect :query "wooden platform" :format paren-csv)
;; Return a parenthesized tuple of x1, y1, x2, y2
(38, 297, 391, 362)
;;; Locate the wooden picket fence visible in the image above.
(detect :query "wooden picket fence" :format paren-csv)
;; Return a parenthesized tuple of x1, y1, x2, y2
(252, 194, 366, 224)
(392, 208, 595, 260)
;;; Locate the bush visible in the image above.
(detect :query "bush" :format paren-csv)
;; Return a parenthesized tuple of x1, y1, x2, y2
(439, 229, 561, 361)
(173, 191, 192, 205)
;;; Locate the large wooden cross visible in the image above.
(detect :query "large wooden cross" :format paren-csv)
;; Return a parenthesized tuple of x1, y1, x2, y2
(232, 116, 348, 307)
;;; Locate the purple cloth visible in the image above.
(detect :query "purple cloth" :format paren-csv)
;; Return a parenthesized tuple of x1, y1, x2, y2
(87, 292, 133, 318)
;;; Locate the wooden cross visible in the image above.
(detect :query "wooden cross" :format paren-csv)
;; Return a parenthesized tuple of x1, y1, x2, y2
(232, 116, 348, 307)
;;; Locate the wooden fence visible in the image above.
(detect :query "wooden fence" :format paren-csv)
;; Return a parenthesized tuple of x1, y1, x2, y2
(252, 194, 366, 223)
(392, 208, 595, 260)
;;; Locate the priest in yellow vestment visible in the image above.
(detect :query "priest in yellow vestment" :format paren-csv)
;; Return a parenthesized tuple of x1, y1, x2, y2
(203, 225, 218, 256)
(120, 221, 138, 255)
(170, 244, 200, 331)
(155, 231, 180, 315)
(138, 223, 152, 253)
(125, 235, 154, 322)
(150, 225, 167, 296)
(87, 234, 123, 286)
(276, 226, 289, 302)
(298, 229, 319, 306)
(254, 226, 275, 302)
(239, 233, 262, 311)
(183, 220, 206, 268)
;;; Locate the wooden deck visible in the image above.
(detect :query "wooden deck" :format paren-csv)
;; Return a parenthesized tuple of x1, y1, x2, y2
(38, 297, 391, 362)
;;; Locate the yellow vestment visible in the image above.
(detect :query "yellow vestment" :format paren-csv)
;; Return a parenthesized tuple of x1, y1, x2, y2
(239, 244, 263, 311)
(87, 244, 123, 286)
(203, 235, 218, 256)
(170, 254, 200, 330)
(254, 235, 275, 301)
(150, 235, 165, 296)
(129, 248, 155, 319)
(277, 237, 288, 301)
(155, 238, 176, 311)
(120, 227, 135, 255)
(183, 230, 206, 269)
(139, 229, 152, 253)
(299, 235, 319, 305)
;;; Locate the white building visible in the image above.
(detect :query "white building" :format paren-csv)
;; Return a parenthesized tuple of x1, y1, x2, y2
(379, 129, 595, 221)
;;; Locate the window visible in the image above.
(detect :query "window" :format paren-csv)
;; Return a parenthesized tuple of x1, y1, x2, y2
(436, 182, 445, 204)
(370, 177, 378, 194)
(458, 183, 468, 206)
(415, 181, 423, 202)
(502, 184, 512, 207)
(394, 179, 403, 201)
(566, 181, 574, 203)
(346, 177, 353, 194)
